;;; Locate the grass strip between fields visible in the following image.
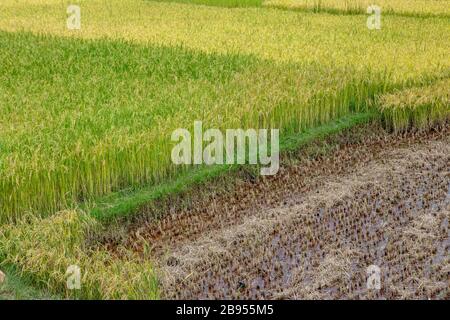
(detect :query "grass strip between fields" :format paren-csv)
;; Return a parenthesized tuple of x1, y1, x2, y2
(148, 0, 264, 8)
(88, 111, 378, 221)
(264, 4, 450, 19)
(146, 0, 450, 17)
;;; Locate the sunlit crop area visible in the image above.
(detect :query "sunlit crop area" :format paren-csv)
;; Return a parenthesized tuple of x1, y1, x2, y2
(0, 0, 449, 300)
(379, 79, 450, 132)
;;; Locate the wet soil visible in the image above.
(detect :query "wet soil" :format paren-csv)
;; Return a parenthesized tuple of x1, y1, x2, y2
(102, 124, 450, 299)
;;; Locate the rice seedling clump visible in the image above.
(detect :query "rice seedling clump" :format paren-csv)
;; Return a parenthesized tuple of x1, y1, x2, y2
(378, 79, 450, 132)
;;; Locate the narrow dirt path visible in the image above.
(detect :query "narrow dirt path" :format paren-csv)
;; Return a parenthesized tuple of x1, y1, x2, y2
(106, 126, 450, 299)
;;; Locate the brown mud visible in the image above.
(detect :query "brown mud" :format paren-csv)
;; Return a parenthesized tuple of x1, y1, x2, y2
(101, 124, 450, 299)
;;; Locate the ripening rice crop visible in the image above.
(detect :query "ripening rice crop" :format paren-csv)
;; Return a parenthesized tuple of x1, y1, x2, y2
(378, 79, 450, 133)
(264, 0, 450, 17)
(0, 0, 449, 222)
(0, 210, 159, 299)
(1, 1, 449, 79)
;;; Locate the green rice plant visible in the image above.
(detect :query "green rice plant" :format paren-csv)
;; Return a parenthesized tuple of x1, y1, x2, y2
(0, 0, 449, 222)
(378, 79, 450, 133)
(264, 0, 450, 17)
(0, 210, 159, 299)
(0, 264, 57, 299)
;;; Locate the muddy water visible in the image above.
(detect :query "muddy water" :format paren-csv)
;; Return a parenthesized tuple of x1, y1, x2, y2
(105, 127, 450, 299)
